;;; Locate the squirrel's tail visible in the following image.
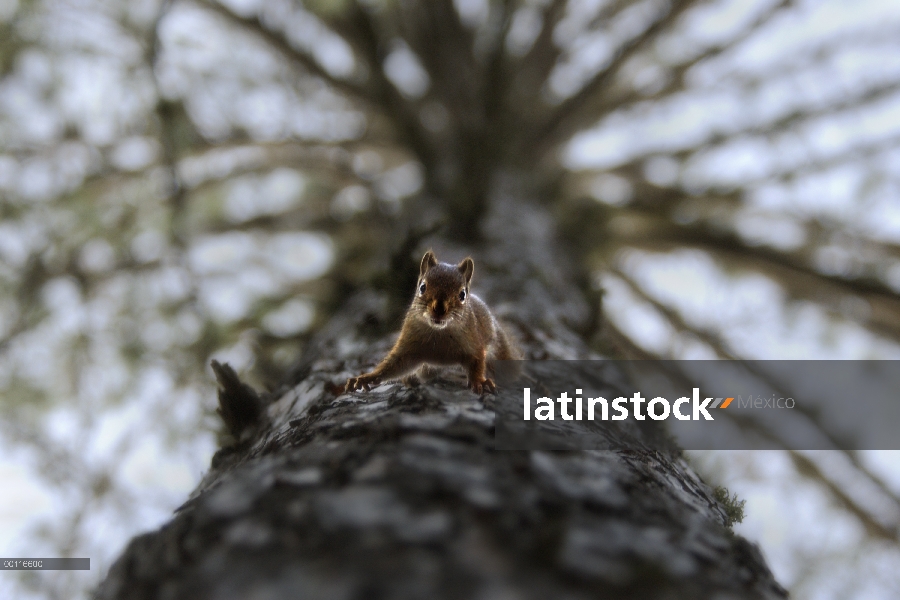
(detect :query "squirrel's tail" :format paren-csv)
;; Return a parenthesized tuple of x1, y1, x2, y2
(493, 322, 522, 361)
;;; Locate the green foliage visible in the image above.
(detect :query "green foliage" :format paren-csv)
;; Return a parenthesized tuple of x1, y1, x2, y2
(714, 486, 746, 528)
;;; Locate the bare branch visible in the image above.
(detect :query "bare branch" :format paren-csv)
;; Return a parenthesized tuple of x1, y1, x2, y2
(608, 0, 793, 110)
(611, 267, 739, 359)
(599, 317, 664, 360)
(790, 451, 900, 543)
(530, 0, 698, 158)
(569, 73, 900, 181)
(482, 0, 516, 126)
(506, 0, 569, 119)
(318, 3, 438, 175)
(147, 1, 192, 247)
(671, 79, 900, 164)
(721, 27, 900, 90)
(196, 0, 375, 104)
(613, 213, 900, 341)
(394, 0, 479, 116)
(609, 272, 900, 543)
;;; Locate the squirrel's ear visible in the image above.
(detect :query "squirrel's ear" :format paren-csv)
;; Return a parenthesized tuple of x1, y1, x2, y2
(420, 250, 437, 277)
(457, 257, 474, 285)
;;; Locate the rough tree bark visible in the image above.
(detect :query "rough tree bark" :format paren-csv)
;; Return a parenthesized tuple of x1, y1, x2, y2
(96, 178, 787, 600)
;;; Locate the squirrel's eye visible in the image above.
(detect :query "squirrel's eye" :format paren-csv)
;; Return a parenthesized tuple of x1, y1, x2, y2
(459, 289, 466, 302)
(419, 282, 426, 294)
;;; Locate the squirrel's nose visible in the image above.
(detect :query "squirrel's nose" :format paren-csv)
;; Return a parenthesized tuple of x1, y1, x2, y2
(432, 301, 446, 318)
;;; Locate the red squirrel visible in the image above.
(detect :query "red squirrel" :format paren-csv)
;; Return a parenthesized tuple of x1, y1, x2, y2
(346, 250, 519, 394)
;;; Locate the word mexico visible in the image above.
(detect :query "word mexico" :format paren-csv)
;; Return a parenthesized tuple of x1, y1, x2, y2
(521, 388, 735, 421)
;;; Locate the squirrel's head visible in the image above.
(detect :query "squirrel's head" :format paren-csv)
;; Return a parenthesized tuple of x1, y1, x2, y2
(413, 250, 474, 328)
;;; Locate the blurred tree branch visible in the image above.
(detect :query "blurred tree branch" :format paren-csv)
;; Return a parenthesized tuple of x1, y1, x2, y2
(2, 1, 900, 597)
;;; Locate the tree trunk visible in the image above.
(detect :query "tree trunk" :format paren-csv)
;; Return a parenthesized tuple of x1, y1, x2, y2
(97, 178, 787, 600)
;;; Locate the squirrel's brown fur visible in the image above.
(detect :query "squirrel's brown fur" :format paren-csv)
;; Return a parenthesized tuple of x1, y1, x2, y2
(347, 250, 519, 394)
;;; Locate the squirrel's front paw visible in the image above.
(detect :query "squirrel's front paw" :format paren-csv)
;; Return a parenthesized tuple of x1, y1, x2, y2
(470, 378, 496, 395)
(347, 373, 380, 392)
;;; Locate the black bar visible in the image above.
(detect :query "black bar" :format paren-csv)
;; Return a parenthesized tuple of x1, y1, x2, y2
(492, 360, 900, 450)
(1, 558, 90, 570)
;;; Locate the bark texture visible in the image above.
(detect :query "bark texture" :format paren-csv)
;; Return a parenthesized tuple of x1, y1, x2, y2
(97, 185, 787, 600)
